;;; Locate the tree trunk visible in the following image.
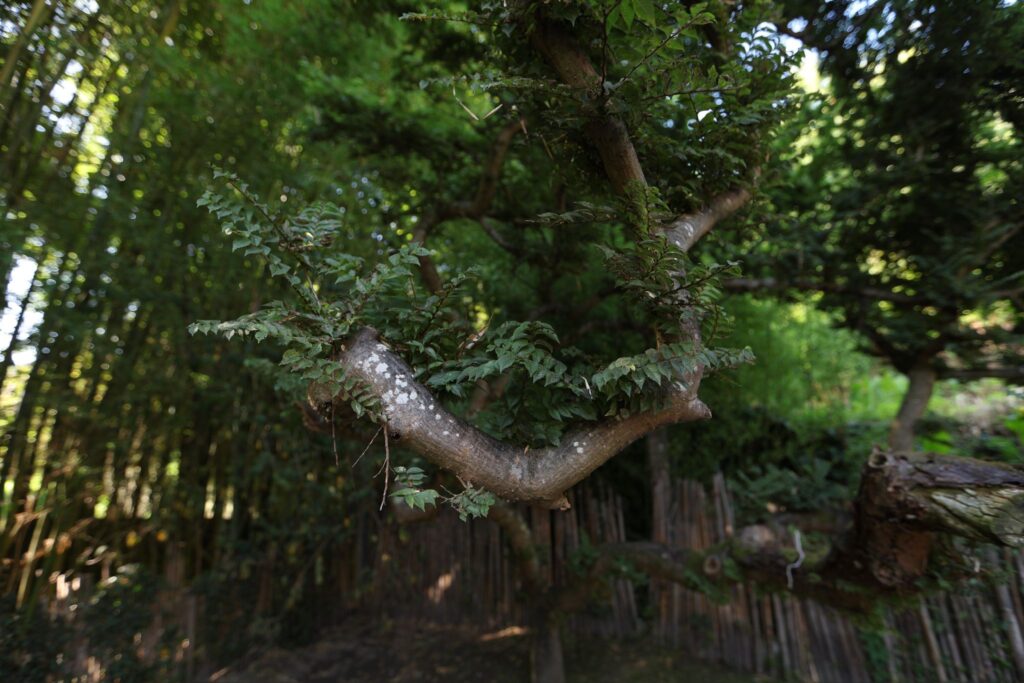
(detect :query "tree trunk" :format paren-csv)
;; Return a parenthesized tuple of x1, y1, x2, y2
(648, 429, 671, 543)
(486, 503, 565, 682)
(647, 428, 671, 640)
(0, 0, 53, 101)
(989, 548, 1024, 679)
(530, 610, 566, 683)
(889, 360, 937, 452)
(0, 259, 40, 398)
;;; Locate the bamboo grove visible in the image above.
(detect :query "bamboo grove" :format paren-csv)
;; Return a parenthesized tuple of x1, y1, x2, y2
(0, 0, 378, 635)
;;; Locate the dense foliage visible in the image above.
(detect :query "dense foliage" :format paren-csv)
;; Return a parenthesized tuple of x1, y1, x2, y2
(753, 0, 1023, 383)
(1, 0, 1022, 680)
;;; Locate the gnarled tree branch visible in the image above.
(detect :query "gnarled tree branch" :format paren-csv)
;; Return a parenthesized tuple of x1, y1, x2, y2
(310, 327, 710, 508)
(488, 502, 544, 591)
(529, 14, 755, 250)
(530, 19, 646, 195)
(309, 15, 755, 509)
(665, 183, 755, 252)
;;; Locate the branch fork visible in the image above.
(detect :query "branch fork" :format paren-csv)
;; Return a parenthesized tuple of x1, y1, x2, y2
(311, 327, 711, 508)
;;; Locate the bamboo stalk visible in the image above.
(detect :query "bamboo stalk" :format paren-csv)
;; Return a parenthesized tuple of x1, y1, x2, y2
(761, 595, 778, 680)
(882, 611, 903, 683)
(934, 596, 965, 682)
(916, 599, 948, 681)
(967, 592, 990, 680)
(990, 548, 1024, 679)
(952, 594, 984, 681)
(0, 0, 54, 98)
(773, 593, 793, 676)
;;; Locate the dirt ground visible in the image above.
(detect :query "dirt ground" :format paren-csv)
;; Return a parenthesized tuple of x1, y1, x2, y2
(209, 618, 761, 683)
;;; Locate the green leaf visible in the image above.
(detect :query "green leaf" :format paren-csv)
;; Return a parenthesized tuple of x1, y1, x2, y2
(634, 0, 657, 25)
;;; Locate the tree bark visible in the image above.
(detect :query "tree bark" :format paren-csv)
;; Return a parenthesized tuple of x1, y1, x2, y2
(889, 359, 937, 452)
(647, 429, 672, 640)
(486, 503, 562, 682)
(530, 609, 566, 683)
(735, 449, 1024, 610)
(311, 327, 710, 508)
(648, 429, 671, 545)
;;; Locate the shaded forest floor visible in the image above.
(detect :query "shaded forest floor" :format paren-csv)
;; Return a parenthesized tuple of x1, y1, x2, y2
(210, 618, 760, 683)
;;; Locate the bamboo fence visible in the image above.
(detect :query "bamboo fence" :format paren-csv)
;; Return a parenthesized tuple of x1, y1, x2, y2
(379, 476, 1024, 682)
(30, 478, 1024, 681)
(650, 476, 1024, 683)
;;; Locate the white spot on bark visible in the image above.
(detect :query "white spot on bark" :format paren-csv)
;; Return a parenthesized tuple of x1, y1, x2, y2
(374, 362, 388, 375)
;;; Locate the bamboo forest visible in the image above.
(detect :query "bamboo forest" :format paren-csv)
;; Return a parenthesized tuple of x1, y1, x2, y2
(1, 1, 1023, 681)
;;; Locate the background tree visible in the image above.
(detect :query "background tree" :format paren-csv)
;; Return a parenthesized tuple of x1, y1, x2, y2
(731, 0, 1024, 450)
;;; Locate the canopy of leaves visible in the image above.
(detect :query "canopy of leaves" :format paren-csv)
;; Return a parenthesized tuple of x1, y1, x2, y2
(750, 0, 1023, 376)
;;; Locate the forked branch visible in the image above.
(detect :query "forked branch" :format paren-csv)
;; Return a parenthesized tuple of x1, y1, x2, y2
(310, 327, 711, 509)
(314, 13, 755, 508)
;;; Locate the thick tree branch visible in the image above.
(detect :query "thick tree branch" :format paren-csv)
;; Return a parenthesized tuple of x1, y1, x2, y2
(861, 450, 1024, 547)
(748, 450, 1024, 606)
(551, 540, 721, 616)
(310, 327, 710, 508)
(665, 183, 755, 252)
(530, 18, 645, 194)
(313, 14, 754, 511)
(530, 16, 754, 250)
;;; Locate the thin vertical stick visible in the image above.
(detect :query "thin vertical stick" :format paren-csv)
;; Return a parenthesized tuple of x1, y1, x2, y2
(331, 402, 339, 467)
(378, 422, 390, 511)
